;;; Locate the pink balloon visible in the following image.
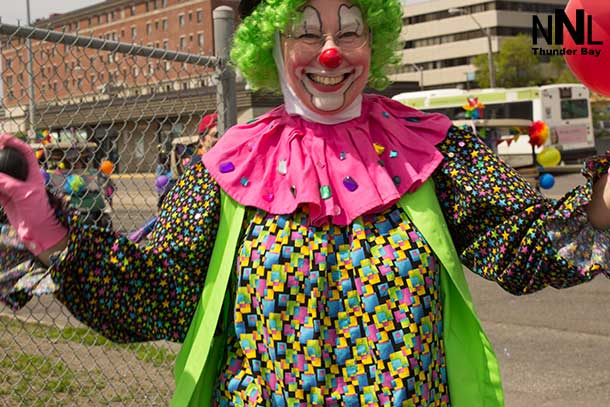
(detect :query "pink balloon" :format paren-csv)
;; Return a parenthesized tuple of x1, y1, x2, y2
(563, 0, 610, 96)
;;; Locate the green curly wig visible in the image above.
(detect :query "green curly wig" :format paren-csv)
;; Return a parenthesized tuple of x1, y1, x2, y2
(231, 0, 404, 91)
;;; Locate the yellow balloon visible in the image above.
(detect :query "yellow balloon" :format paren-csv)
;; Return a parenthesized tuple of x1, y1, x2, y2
(536, 147, 561, 168)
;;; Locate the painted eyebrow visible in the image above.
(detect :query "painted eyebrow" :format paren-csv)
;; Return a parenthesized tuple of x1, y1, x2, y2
(338, 5, 364, 33)
(298, 6, 322, 34)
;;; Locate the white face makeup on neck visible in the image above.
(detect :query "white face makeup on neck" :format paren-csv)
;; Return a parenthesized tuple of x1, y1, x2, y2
(282, 0, 370, 115)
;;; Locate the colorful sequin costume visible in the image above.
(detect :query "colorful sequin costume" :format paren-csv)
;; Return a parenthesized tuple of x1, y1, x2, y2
(1, 95, 609, 407)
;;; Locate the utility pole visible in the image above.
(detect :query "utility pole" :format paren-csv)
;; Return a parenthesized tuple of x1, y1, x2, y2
(26, 0, 36, 140)
(449, 8, 496, 88)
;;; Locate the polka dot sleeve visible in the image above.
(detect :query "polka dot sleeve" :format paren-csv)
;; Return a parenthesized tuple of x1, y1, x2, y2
(433, 126, 609, 295)
(51, 162, 221, 343)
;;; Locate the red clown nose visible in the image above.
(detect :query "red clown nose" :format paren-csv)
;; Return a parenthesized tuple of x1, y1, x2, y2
(319, 48, 342, 69)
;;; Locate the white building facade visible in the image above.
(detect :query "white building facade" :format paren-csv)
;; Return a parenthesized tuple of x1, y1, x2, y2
(393, 0, 569, 89)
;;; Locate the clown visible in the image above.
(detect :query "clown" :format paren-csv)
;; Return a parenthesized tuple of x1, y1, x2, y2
(0, 1, 609, 407)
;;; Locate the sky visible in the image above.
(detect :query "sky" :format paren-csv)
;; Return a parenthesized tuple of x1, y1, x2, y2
(0, 0, 431, 25)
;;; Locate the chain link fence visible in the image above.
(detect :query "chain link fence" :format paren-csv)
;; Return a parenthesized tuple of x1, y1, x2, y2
(0, 6, 237, 406)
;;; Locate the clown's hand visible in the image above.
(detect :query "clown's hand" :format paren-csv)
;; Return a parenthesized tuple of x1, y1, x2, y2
(0, 134, 67, 257)
(587, 170, 610, 230)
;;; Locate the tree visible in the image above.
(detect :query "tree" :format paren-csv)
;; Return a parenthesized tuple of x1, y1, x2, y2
(474, 34, 542, 88)
(474, 34, 581, 88)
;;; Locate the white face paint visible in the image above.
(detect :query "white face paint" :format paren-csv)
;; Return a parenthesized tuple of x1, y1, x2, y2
(283, 0, 371, 114)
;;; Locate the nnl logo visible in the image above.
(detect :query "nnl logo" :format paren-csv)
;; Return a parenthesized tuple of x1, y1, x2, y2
(533, 9, 603, 45)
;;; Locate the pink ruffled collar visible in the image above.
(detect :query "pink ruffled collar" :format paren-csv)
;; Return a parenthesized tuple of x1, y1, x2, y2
(202, 94, 452, 225)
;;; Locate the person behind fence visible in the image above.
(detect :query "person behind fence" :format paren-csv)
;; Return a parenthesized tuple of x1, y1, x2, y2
(1, 0, 610, 406)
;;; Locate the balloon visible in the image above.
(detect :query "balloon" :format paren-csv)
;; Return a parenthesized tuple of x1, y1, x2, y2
(40, 168, 51, 185)
(536, 147, 562, 167)
(539, 173, 556, 190)
(528, 121, 549, 147)
(155, 175, 169, 194)
(35, 149, 45, 160)
(64, 174, 87, 196)
(563, 1, 610, 96)
(99, 160, 114, 175)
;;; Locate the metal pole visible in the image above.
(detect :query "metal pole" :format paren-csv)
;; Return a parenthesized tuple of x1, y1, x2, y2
(26, 0, 35, 139)
(0, 23, 218, 66)
(411, 63, 423, 90)
(467, 14, 496, 88)
(213, 6, 237, 136)
(485, 27, 496, 88)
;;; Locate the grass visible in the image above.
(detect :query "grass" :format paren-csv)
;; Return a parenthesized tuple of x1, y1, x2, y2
(0, 352, 106, 407)
(0, 316, 176, 406)
(1, 316, 176, 367)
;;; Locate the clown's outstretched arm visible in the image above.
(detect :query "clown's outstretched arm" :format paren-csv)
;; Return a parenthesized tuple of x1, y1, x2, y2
(52, 162, 220, 343)
(433, 126, 609, 295)
(0, 135, 220, 342)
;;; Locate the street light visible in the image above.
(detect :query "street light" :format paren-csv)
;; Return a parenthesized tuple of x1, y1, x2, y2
(410, 63, 424, 90)
(448, 7, 496, 88)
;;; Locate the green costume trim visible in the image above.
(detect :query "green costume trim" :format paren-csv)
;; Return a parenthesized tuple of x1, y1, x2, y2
(173, 181, 504, 406)
(171, 192, 245, 407)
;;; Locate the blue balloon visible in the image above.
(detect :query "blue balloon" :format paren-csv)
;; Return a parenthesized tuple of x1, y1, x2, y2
(539, 173, 555, 190)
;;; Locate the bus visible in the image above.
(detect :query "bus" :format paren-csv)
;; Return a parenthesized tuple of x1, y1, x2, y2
(392, 84, 597, 163)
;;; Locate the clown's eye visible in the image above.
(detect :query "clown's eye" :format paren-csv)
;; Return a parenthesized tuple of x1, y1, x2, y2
(297, 32, 323, 44)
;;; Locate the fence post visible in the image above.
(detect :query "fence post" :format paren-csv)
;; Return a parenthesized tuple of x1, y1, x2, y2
(213, 6, 237, 136)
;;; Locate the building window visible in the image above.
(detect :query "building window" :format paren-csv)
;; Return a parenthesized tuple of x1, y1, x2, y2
(155, 20, 160, 30)
(189, 34, 193, 43)
(179, 36, 186, 49)
(130, 5, 136, 16)
(163, 39, 169, 49)
(162, 0, 167, 7)
(198, 33, 204, 48)
(146, 23, 152, 35)
(179, 14, 185, 27)
(197, 10, 203, 23)
(189, 12, 193, 22)
(131, 26, 137, 39)
(162, 18, 168, 31)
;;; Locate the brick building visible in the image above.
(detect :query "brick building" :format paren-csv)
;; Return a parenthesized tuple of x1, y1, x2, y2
(0, 0, 286, 172)
(2, 0, 241, 108)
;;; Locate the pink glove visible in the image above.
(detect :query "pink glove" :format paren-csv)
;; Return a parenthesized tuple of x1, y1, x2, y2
(0, 134, 67, 256)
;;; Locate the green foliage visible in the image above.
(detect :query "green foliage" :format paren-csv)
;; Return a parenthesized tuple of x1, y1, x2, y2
(474, 34, 579, 88)
(474, 34, 542, 88)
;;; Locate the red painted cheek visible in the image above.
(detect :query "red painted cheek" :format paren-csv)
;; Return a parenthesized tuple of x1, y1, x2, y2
(319, 48, 342, 69)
